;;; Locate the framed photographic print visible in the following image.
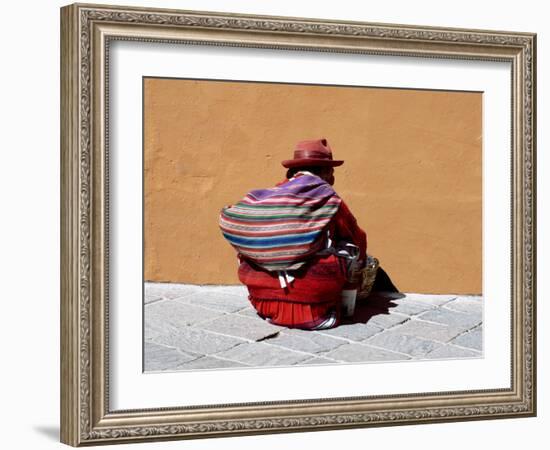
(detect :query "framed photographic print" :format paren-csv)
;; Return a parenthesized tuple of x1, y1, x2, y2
(60, 2, 536, 446)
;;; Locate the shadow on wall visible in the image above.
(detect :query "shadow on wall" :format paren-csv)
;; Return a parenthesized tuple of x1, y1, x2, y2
(371, 267, 399, 293)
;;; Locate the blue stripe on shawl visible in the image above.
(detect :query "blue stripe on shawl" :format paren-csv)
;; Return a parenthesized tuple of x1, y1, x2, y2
(222, 230, 322, 248)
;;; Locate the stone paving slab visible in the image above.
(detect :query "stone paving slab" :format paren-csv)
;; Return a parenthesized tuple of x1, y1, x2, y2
(367, 311, 410, 329)
(143, 283, 483, 371)
(444, 297, 483, 314)
(385, 300, 438, 316)
(178, 291, 250, 313)
(146, 299, 226, 329)
(235, 307, 263, 318)
(202, 285, 249, 296)
(321, 343, 410, 363)
(364, 330, 444, 358)
(417, 308, 482, 330)
(450, 326, 483, 351)
(175, 356, 249, 370)
(266, 328, 346, 354)
(425, 344, 481, 359)
(399, 293, 457, 306)
(144, 291, 163, 305)
(145, 283, 203, 303)
(144, 342, 199, 371)
(388, 319, 466, 343)
(145, 326, 245, 355)
(317, 322, 383, 341)
(301, 357, 342, 365)
(215, 342, 312, 366)
(200, 314, 284, 341)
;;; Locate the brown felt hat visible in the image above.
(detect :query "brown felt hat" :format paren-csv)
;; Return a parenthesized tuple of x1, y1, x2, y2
(281, 138, 344, 169)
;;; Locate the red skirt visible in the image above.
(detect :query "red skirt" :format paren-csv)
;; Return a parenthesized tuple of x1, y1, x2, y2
(238, 254, 348, 329)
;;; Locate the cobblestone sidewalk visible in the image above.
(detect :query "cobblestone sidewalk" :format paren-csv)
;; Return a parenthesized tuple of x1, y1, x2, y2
(144, 283, 483, 372)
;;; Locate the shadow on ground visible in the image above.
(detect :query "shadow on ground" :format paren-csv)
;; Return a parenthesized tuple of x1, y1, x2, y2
(343, 291, 405, 326)
(342, 266, 404, 325)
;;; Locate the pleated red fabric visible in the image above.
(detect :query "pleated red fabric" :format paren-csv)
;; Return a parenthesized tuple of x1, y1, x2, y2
(238, 254, 347, 329)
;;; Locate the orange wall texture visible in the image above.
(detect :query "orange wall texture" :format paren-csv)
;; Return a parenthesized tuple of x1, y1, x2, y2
(144, 78, 482, 294)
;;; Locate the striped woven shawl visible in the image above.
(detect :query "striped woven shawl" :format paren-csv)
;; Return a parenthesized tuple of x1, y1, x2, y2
(219, 174, 342, 271)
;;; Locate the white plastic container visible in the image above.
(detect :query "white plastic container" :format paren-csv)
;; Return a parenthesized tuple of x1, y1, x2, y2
(341, 289, 358, 317)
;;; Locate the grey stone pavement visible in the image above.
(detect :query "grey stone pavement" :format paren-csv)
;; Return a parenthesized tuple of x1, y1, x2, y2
(144, 282, 483, 372)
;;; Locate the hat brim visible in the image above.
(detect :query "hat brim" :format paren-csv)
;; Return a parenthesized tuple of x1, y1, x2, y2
(281, 158, 344, 169)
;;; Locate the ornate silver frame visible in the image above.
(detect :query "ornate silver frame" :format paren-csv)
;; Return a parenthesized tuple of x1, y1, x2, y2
(60, 2, 536, 446)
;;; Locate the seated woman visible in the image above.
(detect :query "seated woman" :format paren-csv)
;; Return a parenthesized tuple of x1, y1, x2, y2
(220, 138, 369, 330)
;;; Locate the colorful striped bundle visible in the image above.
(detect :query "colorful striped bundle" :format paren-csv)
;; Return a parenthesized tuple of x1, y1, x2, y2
(219, 174, 342, 271)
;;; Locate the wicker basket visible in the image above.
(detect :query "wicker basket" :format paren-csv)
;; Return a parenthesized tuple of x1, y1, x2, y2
(357, 255, 380, 299)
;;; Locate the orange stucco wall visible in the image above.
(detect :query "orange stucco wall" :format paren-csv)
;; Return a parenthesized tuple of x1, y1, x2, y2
(144, 78, 482, 294)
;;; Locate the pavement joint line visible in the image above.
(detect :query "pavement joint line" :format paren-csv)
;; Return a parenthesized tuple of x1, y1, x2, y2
(314, 331, 352, 342)
(145, 283, 215, 292)
(176, 291, 249, 301)
(349, 341, 415, 359)
(440, 302, 483, 313)
(145, 339, 204, 361)
(448, 322, 485, 344)
(306, 356, 345, 363)
(379, 315, 414, 330)
(392, 300, 437, 308)
(261, 340, 347, 361)
(145, 296, 249, 318)
(431, 297, 459, 306)
(349, 316, 414, 339)
(402, 295, 458, 303)
(406, 315, 479, 330)
(145, 289, 249, 311)
(301, 356, 343, 364)
(447, 343, 483, 354)
(143, 297, 166, 305)
(412, 353, 481, 363)
(424, 343, 483, 358)
(172, 338, 329, 368)
(181, 317, 323, 346)
(315, 330, 380, 344)
(170, 297, 251, 315)
(187, 313, 242, 328)
(306, 342, 349, 359)
(359, 327, 387, 341)
(144, 297, 176, 307)
(176, 354, 255, 369)
(315, 320, 394, 343)
(147, 320, 257, 346)
(361, 331, 442, 357)
(169, 296, 193, 303)
(383, 297, 468, 315)
(362, 305, 480, 344)
(196, 350, 320, 369)
(386, 318, 467, 345)
(169, 292, 205, 301)
(182, 324, 263, 345)
(172, 298, 246, 316)
(207, 341, 246, 357)
(240, 329, 356, 361)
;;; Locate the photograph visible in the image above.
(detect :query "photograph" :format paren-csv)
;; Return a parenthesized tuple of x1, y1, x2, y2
(143, 78, 484, 372)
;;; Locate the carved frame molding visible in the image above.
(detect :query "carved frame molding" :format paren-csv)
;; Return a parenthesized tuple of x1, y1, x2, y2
(61, 3, 536, 446)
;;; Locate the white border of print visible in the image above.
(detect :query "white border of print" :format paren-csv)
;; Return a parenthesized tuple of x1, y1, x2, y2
(109, 40, 511, 410)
